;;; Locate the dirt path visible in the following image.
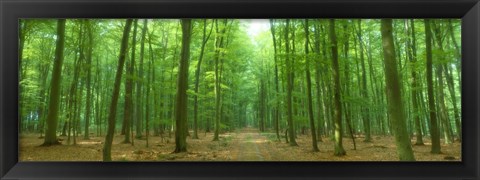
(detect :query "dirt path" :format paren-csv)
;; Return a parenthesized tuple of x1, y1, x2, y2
(231, 128, 274, 161)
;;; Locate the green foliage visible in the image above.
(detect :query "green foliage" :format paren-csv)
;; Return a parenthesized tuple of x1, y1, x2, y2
(19, 19, 461, 158)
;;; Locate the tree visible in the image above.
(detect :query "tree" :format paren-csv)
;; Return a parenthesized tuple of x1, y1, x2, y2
(329, 19, 346, 156)
(341, 22, 356, 150)
(140, 19, 150, 147)
(174, 19, 192, 153)
(103, 19, 133, 161)
(285, 19, 298, 146)
(193, 20, 213, 139)
(432, 21, 453, 144)
(424, 19, 441, 154)
(313, 21, 325, 142)
(356, 20, 372, 142)
(83, 20, 94, 140)
(42, 19, 66, 146)
(269, 19, 281, 142)
(405, 19, 424, 145)
(135, 20, 144, 139)
(380, 19, 415, 161)
(213, 19, 227, 141)
(66, 21, 86, 145)
(304, 19, 319, 152)
(122, 19, 137, 144)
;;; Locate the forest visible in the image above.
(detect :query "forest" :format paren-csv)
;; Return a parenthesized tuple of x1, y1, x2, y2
(19, 19, 461, 161)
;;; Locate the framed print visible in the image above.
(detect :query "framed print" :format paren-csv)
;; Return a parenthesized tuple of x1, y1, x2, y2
(1, 0, 479, 179)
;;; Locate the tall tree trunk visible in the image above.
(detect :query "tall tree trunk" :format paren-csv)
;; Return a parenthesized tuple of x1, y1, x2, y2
(381, 19, 415, 161)
(432, 21, 453, 144)
(342, 22, 356, 150)
(304, 19, 319, 151)
(213, 20, 227, 141)
(356, 20, 372, 142)
(174, 19, 192, 153)
(291, 21, 298, 139)
(313, 21, 324, 142)
(42, 19, 66, 146)
(269, 19, 281, 142)
(405, 19, 424, 145)
(217, 20, 231, 135)
(134, 20, 143, 139)
(122, 19, 137, 136)
(193, 20, 213, 139)
(139, 19, 149, 147)
(285, 19, 298, 146)
(84, 20, 93, 140)
(149, 26, 159, 138)
(67, 23, 85, 145)
(122, 19, 137, 143)
(329, 19, 345, 156)
(320, 24, 333, 137)
(103, 19, 133, 161)
(424, 19, 441, 154)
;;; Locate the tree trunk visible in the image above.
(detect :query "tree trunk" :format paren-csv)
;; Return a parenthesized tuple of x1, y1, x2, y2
(103, 19, 133, 161)
(42, 19, 66, 146)
(313, 21, 324, 142)
(122, 19, 137, 137)
(67, 23, 85, 145)
(381, 19, 415, 161)
(269, 19, 281, 142)
(174, 19, 192, 153)
(83, 20, 93, 140)
(134, 20, 143, 139)
(193, 20, 213, 139)
(122, 19, 137, 144)
(342, 22, 356, 150)
(356, 20, 372, 142)
(285, 19, 298, 146)
(139, 19, 149, 147)
(213, 20, 227, 141)
(329, 19, 345, 156)
(304, 19, 319, 151)
(405, 19, 424, 145)
(432, 21, 453, 144)
(424, 19, 441, 154)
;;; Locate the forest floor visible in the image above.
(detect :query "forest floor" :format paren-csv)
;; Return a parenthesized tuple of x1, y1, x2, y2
(19, 128, 461, 161)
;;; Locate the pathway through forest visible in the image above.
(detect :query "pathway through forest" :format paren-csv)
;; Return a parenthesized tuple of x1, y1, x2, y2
(232, 128, 274, 161)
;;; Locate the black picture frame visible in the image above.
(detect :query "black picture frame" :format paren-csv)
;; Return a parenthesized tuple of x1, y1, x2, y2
(1, 0, 479, 179)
